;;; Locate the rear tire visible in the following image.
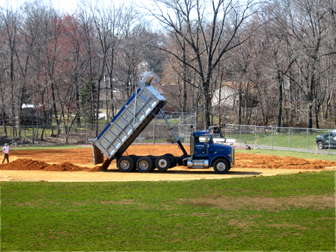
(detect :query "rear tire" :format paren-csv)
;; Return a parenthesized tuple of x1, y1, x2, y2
(317, 142, 324, 150)
(117, 156, 135, 172)
(155, 156, 170, 172)
(136, 156, 154, 172)
(213, 159, 230, 174)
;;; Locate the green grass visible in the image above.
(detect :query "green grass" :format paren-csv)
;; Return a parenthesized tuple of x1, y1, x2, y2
(228, 131, 330, 150)
(1, 171, 335, 251)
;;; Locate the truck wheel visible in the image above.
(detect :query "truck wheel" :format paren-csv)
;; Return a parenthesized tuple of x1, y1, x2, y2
(136, 157, 154, 172)
(317, 142, 324, 150)
(117, 156, 135, 172)
(155, 156, 171, 172)
(213, 159, 230, 174)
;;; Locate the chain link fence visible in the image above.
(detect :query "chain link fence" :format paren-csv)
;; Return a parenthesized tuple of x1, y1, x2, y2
(2, 117, 335, 155)
(225, 124, 336, 154)
(0, 112, 197, 147)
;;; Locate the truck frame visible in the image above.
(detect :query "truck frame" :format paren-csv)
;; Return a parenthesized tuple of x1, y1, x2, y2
(91, 76, 235, 174)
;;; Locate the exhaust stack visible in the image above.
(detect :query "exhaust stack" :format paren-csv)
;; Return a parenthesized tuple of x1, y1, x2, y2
(190, 126, 194, 157)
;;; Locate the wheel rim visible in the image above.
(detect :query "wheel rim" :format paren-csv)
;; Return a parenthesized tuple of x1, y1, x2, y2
(216, 162, 226, 171)
(318, 143, 323, 149)
(120, 160, 130, 170)
(158, 159, 167, 168)
(138, 160, 149, 170)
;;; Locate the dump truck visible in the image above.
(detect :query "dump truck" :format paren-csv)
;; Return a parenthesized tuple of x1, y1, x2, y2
(91, 76, 235, 174)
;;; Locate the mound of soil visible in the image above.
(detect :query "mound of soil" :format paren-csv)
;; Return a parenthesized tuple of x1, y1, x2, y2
(1, 145, 335, 172)
(235, 154, 336, 170)
(0, 159, 100, 172)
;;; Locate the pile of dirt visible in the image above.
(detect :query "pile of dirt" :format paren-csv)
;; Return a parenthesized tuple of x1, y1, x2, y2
(10, 149, 94, 165)
(235, 154, 336, 170)
(1, 145, 335, 172)
(87, 166, 105, 172)
(0, 159, 100, 172)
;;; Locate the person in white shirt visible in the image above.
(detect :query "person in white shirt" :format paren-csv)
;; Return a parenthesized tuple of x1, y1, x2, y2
(2, 143, 12, 164)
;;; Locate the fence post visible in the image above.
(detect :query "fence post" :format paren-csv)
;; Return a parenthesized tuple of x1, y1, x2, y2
(255, 125, 257, 144)
(153, 122, 155, 144)
(32, 124, 34, 144)
(37, 123, 39, 144)
(86, 123, 88, 144)
(307, 128, 309, 151)
(328, 131, 331, 154)
(194, 111, 197, 132)
(288, 127, 291, 150)
(239, 125, 242, 146)
(62, 125, 64, 145)
(12, 126, 14, 145)
(272, 126, 273, 150)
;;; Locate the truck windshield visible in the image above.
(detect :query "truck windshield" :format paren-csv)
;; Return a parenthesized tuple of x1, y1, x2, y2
(196, 135, 213, 143)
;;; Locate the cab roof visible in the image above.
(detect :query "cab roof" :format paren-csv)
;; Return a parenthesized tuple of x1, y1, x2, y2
(193, 131, 212, 137)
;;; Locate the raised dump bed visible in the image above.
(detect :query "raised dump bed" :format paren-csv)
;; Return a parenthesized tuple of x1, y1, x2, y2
(91, 76, 166, 164)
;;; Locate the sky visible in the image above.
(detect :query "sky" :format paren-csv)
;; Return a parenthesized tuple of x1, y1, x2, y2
(53, 0, 80, 13)
(0, 0, 78, 13)
(0, 0, 159, 29)
(0, 0, 133, 14)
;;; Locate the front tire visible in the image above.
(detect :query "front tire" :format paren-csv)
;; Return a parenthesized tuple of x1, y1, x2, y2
(136, 157, 154, 172)
(213, 159, 230, 174)
(317, 142, 324, 150)
(117, 156, 135, 172)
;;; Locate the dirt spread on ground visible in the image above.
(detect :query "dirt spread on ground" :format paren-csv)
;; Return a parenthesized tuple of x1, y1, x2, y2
(181, 194, 335, 211)
(236, 155, 336, 170)
(0, 144, 335, 181)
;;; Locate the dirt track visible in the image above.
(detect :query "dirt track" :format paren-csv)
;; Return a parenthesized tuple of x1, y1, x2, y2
(0, 144, 335, 182)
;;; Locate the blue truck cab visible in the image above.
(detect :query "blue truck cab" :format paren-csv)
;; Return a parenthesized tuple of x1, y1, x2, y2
(187, 128, 235, 174)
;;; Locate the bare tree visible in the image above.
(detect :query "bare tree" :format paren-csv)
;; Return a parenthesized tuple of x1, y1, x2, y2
(147, 0, 260, 128)
(78, 0, 97, 129)
(0, 5, 20, 126)
(259, 1, 296, 129)
(285, 0, 333, 128)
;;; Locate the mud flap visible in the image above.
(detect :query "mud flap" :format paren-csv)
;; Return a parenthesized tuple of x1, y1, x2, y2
(92, 144, 104, 165)
(101, 158, 113, 171)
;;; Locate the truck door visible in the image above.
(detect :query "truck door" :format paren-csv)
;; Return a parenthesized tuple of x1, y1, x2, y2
(194, 135, 213, 158)
(331, 132, 336, 147)
(325, 132, 336, 147)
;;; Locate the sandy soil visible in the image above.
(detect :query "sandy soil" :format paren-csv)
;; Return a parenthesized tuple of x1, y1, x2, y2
(0, 144, 335, 182)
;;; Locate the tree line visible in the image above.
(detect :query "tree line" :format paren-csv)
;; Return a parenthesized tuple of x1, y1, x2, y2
(0, 0, 335, 140)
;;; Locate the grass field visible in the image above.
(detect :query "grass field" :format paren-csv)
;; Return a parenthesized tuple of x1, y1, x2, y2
(228, 131, 333, 150)
(1, 170, 334, 251)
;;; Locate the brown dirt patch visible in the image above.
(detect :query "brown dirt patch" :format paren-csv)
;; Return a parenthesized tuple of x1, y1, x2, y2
(2, 144, 336, 171)
(236, 154, 336, 170)
(0, 144, 335, 181)
(181, 195, 335, 211)
(0, 159, 96, 172)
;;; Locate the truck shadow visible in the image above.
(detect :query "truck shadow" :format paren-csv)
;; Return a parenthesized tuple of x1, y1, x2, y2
(105, 169, 262, 176)
(154, 170, 263, 176)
